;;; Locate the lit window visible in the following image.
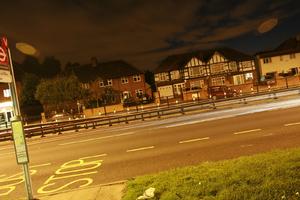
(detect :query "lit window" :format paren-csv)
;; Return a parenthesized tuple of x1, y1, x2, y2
(121, 77, 129, 84)
(107, 79, 113, 86)
(3, 89, 11, 97)
(133, 75, 141, 82)
(244, 72, 253, 80)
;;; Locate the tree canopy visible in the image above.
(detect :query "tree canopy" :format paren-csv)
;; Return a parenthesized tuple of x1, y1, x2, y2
(35, 75, 89, 113)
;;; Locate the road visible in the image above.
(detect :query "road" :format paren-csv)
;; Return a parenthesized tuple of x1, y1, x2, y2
(1, 97, 300, 199)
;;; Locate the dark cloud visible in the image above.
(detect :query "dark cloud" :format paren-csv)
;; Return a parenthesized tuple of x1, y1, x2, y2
(0, 0, 299, 70)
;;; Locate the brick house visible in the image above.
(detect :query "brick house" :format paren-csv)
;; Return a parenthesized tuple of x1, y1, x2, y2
(256, 34, 300, 87)
(73, 60, 152, 106)
(154, 47, 256, 101)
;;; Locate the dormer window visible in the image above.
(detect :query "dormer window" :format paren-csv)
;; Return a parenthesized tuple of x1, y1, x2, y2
(263, 57, 272, 64)
(121, 77, 129, 84)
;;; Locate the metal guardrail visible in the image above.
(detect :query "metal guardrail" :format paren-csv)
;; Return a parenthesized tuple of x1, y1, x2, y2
(0, 86, 299, 142)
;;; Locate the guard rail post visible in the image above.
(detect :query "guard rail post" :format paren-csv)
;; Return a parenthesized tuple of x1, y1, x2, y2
(40, 124, 45, 137)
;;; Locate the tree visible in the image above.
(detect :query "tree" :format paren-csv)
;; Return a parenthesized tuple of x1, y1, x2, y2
(40, 56, 61, 78)
(20, 73, 40, 106)
(22, 56, 41, 75)
(19, 73, 43, 120)
(35, 75, 89, 113)
(145, 70, 156, 92)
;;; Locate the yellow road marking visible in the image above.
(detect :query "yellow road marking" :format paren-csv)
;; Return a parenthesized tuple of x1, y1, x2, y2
(284, 122, 300, 127)
(126, 146, 155, 153)
(59, 132, 135, 146)
(30, 163, 51, 168)
(179, 137, 210, 144)
(233, 129, 262, 135)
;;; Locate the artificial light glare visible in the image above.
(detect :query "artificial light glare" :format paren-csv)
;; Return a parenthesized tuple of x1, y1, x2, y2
(258, 18, 278, 34)
(16, 42, 37, 56)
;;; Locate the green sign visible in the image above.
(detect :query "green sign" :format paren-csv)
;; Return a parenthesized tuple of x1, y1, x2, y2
(11, 119, 29, 164)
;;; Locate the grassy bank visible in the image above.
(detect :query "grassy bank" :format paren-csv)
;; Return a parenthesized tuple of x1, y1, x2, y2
(122, 148, 300, 200)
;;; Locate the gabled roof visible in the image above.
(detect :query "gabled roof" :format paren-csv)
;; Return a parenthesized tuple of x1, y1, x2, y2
(73, 60, 142, 83)
(155, 47, 253, 73)
(96, 60, 142, 79)
(214, 47, 253, 61)
(257, 34, 300, 58)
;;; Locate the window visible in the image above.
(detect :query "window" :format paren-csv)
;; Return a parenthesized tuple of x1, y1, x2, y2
(244, 72, 253, 81)
(190, 80, 205, 90)
(290, 53, 296, 59)
(3, 89, 11, 97)
(99, 80, 104, 87)
(211, 76, 226, 86)
(123, 91, 131, 99)
(135, 89, 143, 98)
(170, 70, 181, 80)
(121, 77, 129, 84)
(107, 79, 113, 86)
(82, 83, 90, 89)
(263, 57, 272, 64)
(154, 73, 169, 82)
(233, 75, 245, 85)
(133, 75, 141, 82)
(210, 63, 227, 74)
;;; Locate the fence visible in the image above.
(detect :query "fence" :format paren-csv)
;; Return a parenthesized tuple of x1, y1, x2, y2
(1, 86, 300, 142)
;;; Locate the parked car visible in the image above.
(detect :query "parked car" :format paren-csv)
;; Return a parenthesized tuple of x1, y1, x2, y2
(48, 113, 73, 122)
(208, 86, 237, 99)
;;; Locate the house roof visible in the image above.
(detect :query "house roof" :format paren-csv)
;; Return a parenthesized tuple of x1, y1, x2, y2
(257, 34, 300, 58)
(154, 47, 253, 73)
(73, 60, 142, 83)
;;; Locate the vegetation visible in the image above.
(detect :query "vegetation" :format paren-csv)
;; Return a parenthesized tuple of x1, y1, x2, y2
(122, 148, 300, 200)
(35, 75, 89, 114)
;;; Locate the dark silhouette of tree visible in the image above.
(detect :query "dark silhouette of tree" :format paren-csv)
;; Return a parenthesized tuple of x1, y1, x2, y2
(22, 56, 41, 75)
(145, 70, 156, 92)
(40, 56, 61, 78)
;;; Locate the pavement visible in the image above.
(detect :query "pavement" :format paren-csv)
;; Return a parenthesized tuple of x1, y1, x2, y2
(37, 182, 126, 200)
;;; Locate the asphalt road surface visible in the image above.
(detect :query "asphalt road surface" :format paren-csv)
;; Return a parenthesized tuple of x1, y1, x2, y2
(1, 97, 300, 199)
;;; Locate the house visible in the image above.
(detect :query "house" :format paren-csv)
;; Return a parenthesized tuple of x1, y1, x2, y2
(256, 34, 300, 87)
(154, 47, 256, 101)
(73, 60, 152, 106)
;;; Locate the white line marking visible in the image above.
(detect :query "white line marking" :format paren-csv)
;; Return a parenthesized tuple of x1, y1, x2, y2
(80, 154, 107, 159)
(179, 137, 210, 144)
(30, 163, 51, 168)
(233, 129, 262, 135)
(284, 122, 300, 127)
(59, 132, 135, 146)
(240, 144, 253, 148)
(126, 146, 154, 153)
(262, 133, 273, 137)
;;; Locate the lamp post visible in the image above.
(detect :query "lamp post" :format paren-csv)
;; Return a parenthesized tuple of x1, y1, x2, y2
(10, 42, 35, 199)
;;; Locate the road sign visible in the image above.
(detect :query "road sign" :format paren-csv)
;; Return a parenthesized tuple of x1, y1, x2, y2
(0, 37, 12, 83)
(11, 117, 29, 164)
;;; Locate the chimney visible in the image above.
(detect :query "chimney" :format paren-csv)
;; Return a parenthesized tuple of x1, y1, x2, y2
(91, 57, 98, 67)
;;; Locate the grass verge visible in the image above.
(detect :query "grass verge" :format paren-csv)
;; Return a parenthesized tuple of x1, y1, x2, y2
(122, 148, 300, 200)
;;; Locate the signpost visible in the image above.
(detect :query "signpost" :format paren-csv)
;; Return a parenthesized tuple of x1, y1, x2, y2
(0, 37, 35, 199)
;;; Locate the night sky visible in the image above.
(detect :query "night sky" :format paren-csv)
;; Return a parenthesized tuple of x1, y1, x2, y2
(1, 0, 300, 70)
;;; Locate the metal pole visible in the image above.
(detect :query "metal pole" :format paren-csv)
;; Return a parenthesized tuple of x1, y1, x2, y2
(8, 48, 34, 200)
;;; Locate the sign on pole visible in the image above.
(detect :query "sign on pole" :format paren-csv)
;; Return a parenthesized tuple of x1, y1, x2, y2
(11, 117, 29, 164)
(0, 37, 12, 83)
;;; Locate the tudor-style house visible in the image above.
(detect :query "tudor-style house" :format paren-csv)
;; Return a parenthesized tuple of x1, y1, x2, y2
(154, 47, 256, 100)
(256, 34, 300, 86)
(73, 60, 152, 106)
